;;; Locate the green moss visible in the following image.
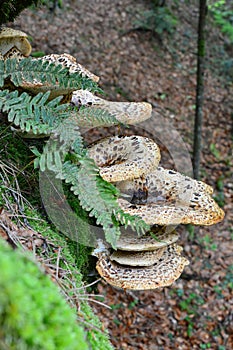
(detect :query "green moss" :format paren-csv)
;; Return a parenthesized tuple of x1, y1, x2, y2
(20, 207, 114, 350)
(0, 239, 89, 350)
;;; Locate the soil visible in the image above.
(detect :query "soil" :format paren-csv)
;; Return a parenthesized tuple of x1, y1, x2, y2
(7, 0, 233, 349)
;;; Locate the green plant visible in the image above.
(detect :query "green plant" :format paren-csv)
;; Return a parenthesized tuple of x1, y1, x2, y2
(179, 292, 205, 315)
(128, 300, 139, 309)
(0, 177, 114, 350)
(134, 5, 177, 36)
(0, 239, 89, 350)
(187, 224, 195, 241)
(200, 343, 211, 349)
(210, 143, 221, 160)
(0, 0, 41, 25)
(213, 176, 225, 207)
(208, 1, 233, 42)
(184, 316, 194, 337)
(198, 234, 218, 250)
(0, 57, 149, 249)
(40, 0, 63, 10)
(110, 303, 124, 310)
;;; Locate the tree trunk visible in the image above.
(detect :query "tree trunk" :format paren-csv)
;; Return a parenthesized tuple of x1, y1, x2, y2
(193, 0, 207, 180)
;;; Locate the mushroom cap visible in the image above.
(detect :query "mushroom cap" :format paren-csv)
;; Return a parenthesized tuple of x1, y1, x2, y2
(88, 135, 161, 182)
(110, 247, 166, 266)
(96, 243, 189, 290)
(42, 54, 99, 82)
(117, 166, 225, 226)
(71, 89, 152, 125)
(0, 27, 31, 56)
(116, 227, 179, 251)
(0, 27, 28, 39)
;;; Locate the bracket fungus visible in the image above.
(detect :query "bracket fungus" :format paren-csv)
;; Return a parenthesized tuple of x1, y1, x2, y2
(90, 135, 224, 290)
(0, 27, 31, 57)
(71, 89, 152, 125)
(117, 166, 225, 226)
(93, 239, 189, 290)
(88, 135, 160, 183)
(115, 227, 180, 251)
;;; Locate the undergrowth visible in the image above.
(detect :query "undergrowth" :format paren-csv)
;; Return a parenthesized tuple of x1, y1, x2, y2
(0, 124, 114, 350)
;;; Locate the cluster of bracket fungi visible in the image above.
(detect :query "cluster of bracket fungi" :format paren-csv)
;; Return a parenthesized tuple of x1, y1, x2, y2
(0, 27, 225, 290)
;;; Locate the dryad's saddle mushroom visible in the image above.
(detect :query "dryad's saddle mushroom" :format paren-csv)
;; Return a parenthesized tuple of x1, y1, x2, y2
(0, 27, 225, 290)
(88, 135, 161, 182)
(93, 239, 189, 290)
(89, 132, 224, 290)
(0, 27, 31, 58)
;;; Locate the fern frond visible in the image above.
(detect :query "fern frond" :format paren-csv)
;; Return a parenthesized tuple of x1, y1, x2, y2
(72, 106, 121, 128)
(0, 89, 69, 134)
(53, 117, 84, 153)
(36, 139, 65, 172)
(115, 209, 150, 235)
(1, 58, 101, 93)
(61, 159, 122, 247)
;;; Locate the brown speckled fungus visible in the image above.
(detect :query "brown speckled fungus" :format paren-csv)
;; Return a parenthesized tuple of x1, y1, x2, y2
(0, 27, 31, 58)
(93, 239, 189, 290)
(90, 135, 224, 290)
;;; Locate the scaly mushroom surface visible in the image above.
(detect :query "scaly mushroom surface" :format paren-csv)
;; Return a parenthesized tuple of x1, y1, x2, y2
(88, 135, 160, 182)
(110, 247, 166, 267)
(117, 166, 225, 226)
(0, 27, 31, 57)
(115, 227, 179, 251)
(71, 89, 152, 125)
(93, 240, 189, 290)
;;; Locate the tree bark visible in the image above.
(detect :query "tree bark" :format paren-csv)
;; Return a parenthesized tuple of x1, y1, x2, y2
(193, 0, 207, 180)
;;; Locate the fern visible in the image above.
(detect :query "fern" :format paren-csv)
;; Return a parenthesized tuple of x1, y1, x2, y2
(0, 57, 101, 93)
(72, 106, 121, 128)
(0, 89, 69, 134)
(34, 131, 149, 247)
(69, 159, 150, 246)
(63, 159, 121, 247)
(53, 116, 84, 152)
(115, 208, 150, 235)
(0, 56, 150, 248)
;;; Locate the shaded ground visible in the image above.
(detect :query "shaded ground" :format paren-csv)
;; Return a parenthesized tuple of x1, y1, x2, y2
(9, 0, 233, 349)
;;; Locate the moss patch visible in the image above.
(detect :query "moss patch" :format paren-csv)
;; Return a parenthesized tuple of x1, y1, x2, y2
(0, 239, 89, 350)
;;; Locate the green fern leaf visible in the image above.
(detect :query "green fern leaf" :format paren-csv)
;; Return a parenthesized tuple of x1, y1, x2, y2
(58, 159, 121, 247)
(115, 209, 150, 235)
(0, 89, 69, 134)
(2, 58, 101, 93)
(72, 106, 122, 128)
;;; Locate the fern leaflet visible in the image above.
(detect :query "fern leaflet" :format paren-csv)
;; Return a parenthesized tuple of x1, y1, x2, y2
(0, 89, 69, 134)
(1, 57, 101, 93)
(71, 106, 122, 128)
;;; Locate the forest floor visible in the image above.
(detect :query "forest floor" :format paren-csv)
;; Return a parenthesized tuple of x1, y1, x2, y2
(8, 0, 233, 349)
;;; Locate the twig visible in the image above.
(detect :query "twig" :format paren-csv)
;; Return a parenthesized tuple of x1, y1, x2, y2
(55, 246, 61, 279)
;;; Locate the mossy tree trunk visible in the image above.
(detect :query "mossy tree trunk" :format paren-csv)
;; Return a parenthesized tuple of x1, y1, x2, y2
(193, 0, 207, 180)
